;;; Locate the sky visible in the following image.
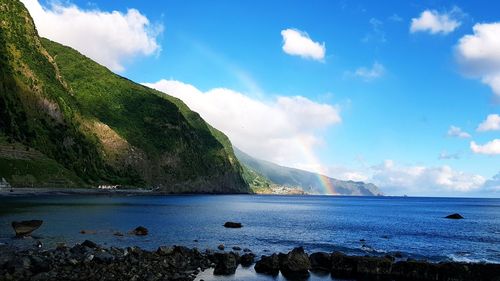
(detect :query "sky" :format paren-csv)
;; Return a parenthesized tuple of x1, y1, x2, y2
(20, 0, 500, 197)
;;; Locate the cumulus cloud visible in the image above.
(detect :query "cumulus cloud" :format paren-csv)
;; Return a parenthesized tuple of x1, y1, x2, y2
(477, 114, 500, 132)
(456, 22, 500, 97)
(21, 0, 162, 72)
(327, 160, 486, 195)
(281, 28, 325, 61)
(410, 9, 461, 34)
(470, 139, 500, 155)
(142, 79, 341, 167)
(371, 160, 485, 194)
(352, 62, 385, 81)
(447, 126, 471, 138)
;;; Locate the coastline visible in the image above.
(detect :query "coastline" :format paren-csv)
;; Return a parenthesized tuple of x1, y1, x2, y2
(1, 241, 498, 281)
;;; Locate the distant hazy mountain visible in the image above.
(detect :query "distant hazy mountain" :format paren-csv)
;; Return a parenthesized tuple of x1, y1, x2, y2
(235, 148, 382, 196)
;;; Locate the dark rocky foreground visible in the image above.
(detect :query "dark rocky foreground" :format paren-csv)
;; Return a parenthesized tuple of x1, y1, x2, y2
(0, 242, 498, 281)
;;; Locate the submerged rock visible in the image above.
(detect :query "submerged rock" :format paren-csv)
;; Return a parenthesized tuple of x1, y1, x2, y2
(279, 247, 311, 279)
(223, 222, 242, 228)
(131, 226, 148, 236)
(445, 213, 464, 219)
(11, 220, 43, 237)
(254, 254, 280, 275)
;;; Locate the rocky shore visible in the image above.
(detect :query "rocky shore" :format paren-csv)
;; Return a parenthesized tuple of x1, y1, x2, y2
(0, 242, 498, 281)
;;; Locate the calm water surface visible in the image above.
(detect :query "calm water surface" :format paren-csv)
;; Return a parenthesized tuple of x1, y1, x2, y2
(1, 195, 499, 269)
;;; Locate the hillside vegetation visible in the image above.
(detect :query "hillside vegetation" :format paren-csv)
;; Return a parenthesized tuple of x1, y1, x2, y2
(0, 0, 249, 193)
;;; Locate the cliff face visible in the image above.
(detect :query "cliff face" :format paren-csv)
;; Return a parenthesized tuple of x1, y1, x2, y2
(235, 148, 382, 196)
(0, 0, 249, 193)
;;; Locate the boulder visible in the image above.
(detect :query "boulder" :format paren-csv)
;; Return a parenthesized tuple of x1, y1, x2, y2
(11, 220, 43, 237)
(223, 222, 242, 228)
(217, 244, 225, 251)
(240, 253, 255, 267)
(278, 247, 311, 279)
(254, 254, 280, 275)
(330, 252, 359, 277)
(131, 226, 148, 236)
(309, 252, 331, 272)
(213, 252, 239, 275)
(445, 213, 464, 219)
(232, 246, 241, 251)
(81, 240, 98, 249)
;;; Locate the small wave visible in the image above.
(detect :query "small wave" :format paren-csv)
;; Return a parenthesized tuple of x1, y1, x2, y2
(447, 254, 500, 264)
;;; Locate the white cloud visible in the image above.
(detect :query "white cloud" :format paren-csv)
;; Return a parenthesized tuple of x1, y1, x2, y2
(438, 151, 461, 160)
(142, 79, 341, 167)
(410, 9, 461, 34)
(470, 139, 500, 155)
(447, 125, 471, 138)
(371, 160, 485, 194)
(477, 114, 500, 132)
(456, 22, 500, 96)
(353, 62, 385, 81)
(281, 28, 325, 61)
(21, 0, 162, 72)
(327, 160, 486, 195)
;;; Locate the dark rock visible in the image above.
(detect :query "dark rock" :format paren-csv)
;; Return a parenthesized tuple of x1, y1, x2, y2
(217, 244, 225, 251)
(223, 222, 242, 228)
(330, 252, 359, 277)
(213, 252, 239, 275)
(81, 240, 98, 249)
(79, 229, 96, 234)
(279, 247, 311, 279)
(11, 220, 43, 237)
(131, 226, 148, 236)
(243, 248, 252, 253)
(232, 246, 241, 251)
(356, 256, 393, 277)
(157, 246, 173, 255)
(93, 251, 114, 263)
(113, 231, 124, 237)
(254, 254, 280, 275)
(309, 252, 331, 272)
(391, 260, 438, 280)
(240, 253, 255, 267)
(445, 213, 464, 219)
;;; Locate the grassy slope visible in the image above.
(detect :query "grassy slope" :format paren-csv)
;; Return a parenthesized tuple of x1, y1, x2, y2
(0, 0, 249, 192)
(41, 38, 248, 192)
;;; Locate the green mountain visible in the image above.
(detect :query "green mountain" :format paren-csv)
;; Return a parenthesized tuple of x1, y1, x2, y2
(0, 0, 249, 193)
(235, 148, 382, 196)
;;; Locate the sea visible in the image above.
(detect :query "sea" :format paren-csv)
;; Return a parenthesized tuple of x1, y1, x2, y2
(0, 195, 499, 280)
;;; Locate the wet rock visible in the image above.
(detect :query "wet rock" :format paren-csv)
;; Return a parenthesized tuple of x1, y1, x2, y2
(309, 252, 331, 272)
(243, 248, 252, 253)
(356, 256, 393, 277)
(254, 254, 280, 276)
(330, 252, 359, 277)
(113, 231, 124, 237)
(81, 240, 98, 249)
(11, 220, 43, 237)
(157, 246, 173, 255)
(79, 229, 96, 234)
(213, 252, 239, 275)
(93, 251, 114, 263)
(232, 246, 241, 251)
(391, 260, 438, 280)
(223, 222, 242, 228)
(279, 247, 311, 279)
(217, 244, 225, 251)
(240, 253, 255, 267)
(445, 213, 464, 219)
(131, 226, 148, 236)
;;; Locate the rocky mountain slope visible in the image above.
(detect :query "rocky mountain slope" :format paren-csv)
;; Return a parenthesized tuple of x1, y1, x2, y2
(0, 0, 249, 193)
(235, 148, 382, 196)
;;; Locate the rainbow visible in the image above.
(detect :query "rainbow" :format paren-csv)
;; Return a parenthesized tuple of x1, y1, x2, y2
(297, 136, 337, 195)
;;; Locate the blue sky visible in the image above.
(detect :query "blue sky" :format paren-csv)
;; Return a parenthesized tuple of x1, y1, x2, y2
(25, 0, 500, 196)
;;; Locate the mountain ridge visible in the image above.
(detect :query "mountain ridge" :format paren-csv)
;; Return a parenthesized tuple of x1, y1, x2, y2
(235, 148, 382, 196)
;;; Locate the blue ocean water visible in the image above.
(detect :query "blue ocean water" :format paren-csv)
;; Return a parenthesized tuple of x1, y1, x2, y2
(0, 195, 499, 266)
